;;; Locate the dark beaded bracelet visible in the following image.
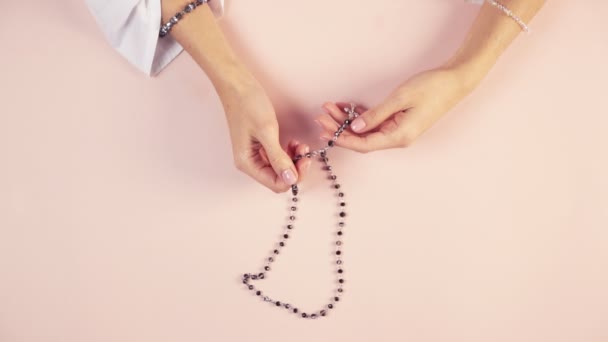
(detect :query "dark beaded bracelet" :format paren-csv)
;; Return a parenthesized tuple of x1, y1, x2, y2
(159, 0, 210, 38)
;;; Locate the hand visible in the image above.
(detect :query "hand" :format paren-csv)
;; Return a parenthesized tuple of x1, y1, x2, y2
(218, 75, 311, 193)
(316, 67, 472, 153)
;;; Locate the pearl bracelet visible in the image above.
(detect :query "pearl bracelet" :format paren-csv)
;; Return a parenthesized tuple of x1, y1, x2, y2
(483, 0, 530, 33)
(159, 0, 211, 38)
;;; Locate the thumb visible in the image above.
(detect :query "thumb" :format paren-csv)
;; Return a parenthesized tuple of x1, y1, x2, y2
(259, 134, 299, 186)
(350, 97, 405, 133)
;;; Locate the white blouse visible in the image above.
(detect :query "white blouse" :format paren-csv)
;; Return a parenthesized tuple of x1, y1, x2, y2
(85, 0, 225, 76)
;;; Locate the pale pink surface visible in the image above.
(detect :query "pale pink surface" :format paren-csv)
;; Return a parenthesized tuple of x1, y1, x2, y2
(1, 1, 607, 341)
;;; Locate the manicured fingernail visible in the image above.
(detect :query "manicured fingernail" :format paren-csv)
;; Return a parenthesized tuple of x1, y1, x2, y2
(322, 106, 331, 114)
(350, 118, 366, 132)
(314, 119, 323, 128)
(282, 169, 297, 185)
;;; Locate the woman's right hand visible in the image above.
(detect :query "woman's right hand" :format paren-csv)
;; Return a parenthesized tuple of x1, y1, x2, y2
(217, 74, 311, 193)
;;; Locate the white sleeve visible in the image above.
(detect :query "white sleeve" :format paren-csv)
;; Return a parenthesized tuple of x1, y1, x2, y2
(85, 0, 225, 76)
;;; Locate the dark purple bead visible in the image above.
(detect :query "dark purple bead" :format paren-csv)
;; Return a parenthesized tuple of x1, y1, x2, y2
(258, 273, 265, 279)
(337, 288, 343, 293)
(336, 241, 342, 246)
(320, 310, 327, 316)
(334, 296, 340, 301)
(339, 279, 344, 284)
(292, 197, 298, 202)
(338, 269, 343, 273)
(336, 250, 341, 255)
(336, 260, 342, 265)
(293, 308, 298, 313)
(251, 275, 258, 280)
(276, 301, 281, 306)
(268, 257, 274, 262)
(283, 234, 289, 239)
(311, 314, 318, 319)
(264, 266, 270, 271)
(256, 291, 261, 295)
(328, 304, 334, 309)
(273, 249, 279, 254)
(337, 231, 343, 236)
(302, 313, 307, 318)
(340, 202, 346, 207)
(328, 140, 335, 147)
(338, 192, 344, 197)
(279, 242, 285, 247)
(287, 224, 293, 229)
(334, 184, 341, 189)
(248, 285, 254, 290)
(330, 175, 337, 180)
(291, 206, 297, 211)
(340, 212, 346, 217)
(339, 222, 345, 227)
(289, 216, 296, 220)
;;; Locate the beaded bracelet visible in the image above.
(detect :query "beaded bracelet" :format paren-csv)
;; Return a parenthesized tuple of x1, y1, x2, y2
(159, 0, 211, 37)
(485, 0, 530, 33)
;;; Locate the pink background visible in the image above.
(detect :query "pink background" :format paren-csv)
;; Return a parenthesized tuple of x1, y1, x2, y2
(1, 1, 607, 341)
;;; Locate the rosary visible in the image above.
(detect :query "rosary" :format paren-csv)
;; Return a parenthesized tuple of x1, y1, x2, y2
(240, 103, 359, 319)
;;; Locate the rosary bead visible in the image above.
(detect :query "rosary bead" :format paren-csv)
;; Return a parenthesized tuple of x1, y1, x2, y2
(243, 273, 250, 279)
(268, 257, 274, 262)
(287, 224, 293, 229)
(338, 192, 344, 197)
(340, 202, 346, 207)
(248, 285, 254, 290)
(330, 175, 337, 180)
(284, 303, 291, 309)
(338, 268, 343, 273)
(293, 308, 298, 313)
(283, 234, 289, 239)
(336, 260, 342, 265)
(336, 241, 342, 246)
(339, 212, 346, 217)
(334, 296, 340, 301)
(279, 242, 285, 247)
(337, 288, 343, 293)
(334, 184, 341, 189)
(251, 275, 258, 280)
(276, 301, 281, 307)
(328, 304, 334, 309)
(338, 222, 344, 227)
(320, 310, 327, 316)
(328, 140, 335, 147)
(311, 314, 318, 319)
(292, 197, 298, 202)
(302, 313, 308, 318)
(325, 166, 332, 171)
(289, 216, 296, 221)
(344, 119, 351, 125)
(339, 279, 344, 284)
(336, 250, 342, 255)
(273, 249, 279, 254)
(264, 266, 270, 271)
(259, 273, 265, 279)
(291, 206, 297, 211)
(242, 279, 248, 284)
(337, 231, 343, 236)
(256, 290, 262, 295)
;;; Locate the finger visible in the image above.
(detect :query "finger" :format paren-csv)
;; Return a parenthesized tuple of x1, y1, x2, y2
(293, 142, 312, 182)
(350, 96, 409, 134)
(258, 131, 299, 187)
(314, 113, 341, 133)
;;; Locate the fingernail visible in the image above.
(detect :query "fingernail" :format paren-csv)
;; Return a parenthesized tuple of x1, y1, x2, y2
(350, 118, 366, 132)
(322, 106, 331, 114)
(314, 119, 323, 128)
(282, 169, 297, 185)
(320, 134, 331, 141)
(303, 145, 310, 153)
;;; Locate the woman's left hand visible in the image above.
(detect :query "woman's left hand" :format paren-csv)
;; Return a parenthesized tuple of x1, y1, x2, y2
(316, 66, 473, 153)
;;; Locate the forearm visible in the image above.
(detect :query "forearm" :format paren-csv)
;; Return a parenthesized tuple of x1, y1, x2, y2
(161, 0, 253, 94)
(445, 0, 546, 90)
